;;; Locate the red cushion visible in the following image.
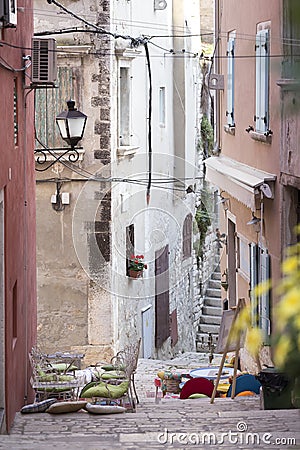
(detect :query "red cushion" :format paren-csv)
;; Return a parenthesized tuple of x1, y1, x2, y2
(180, 377, 214, 399)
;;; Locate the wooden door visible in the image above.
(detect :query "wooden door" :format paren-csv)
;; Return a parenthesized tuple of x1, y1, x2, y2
(155, 245, 170, 348)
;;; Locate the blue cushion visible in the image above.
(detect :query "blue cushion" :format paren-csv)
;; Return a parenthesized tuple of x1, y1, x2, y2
(227, 374, 261, 397)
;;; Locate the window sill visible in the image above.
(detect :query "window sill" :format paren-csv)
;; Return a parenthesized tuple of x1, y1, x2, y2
(249, 131, 272, 144)
(224, 125, 235, 135)
(117, 146, 139, 158)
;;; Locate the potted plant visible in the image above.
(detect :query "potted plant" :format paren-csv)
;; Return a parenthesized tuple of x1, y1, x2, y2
(128, 255, 147, 279)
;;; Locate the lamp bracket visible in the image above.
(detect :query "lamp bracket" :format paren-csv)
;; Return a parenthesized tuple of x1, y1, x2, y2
(34, 146, 83, 172)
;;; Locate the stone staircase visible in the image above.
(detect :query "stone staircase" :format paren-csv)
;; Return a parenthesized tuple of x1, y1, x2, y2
(0, 408, 4, 434)
(196, 268, 223, 352)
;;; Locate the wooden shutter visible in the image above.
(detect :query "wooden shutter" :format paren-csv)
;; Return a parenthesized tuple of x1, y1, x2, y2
(155, 245, 170, 348)
(35, 66, 77, 148)
(255, 29, 269, 132)
(259, 248, 271, 342)
(183, 214, 192, 259)
(249, 243, 258, 326)
(227, 36, 235, 126)
(170, 309, 178, 347)
(126, 224, 134, 275)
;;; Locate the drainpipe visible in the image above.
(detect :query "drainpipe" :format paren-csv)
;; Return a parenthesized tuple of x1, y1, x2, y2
(214, 0, 221, 154)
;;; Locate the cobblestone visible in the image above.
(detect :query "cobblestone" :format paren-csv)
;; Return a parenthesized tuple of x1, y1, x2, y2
(0, 353, 299, 449)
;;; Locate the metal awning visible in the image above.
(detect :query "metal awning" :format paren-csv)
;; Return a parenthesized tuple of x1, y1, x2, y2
(205, 155, 277, 210)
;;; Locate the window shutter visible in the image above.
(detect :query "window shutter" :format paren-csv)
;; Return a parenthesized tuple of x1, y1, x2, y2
(155, 245, 170, 348)
(259, 248, 271, 342)
(227, 37, 235, 126)
(255, 29, 269, 132)
(249, 243, 258, 327)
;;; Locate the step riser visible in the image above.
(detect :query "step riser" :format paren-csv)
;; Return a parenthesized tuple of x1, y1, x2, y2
(211, 272, 221, 281)
(205, 288, 221, 298)
(202, 306, 222, 316)
(200, 315, 222, 325)
(209, 280, 221, 290)
(204, 297, 222, 308)
(197, 324, 220, 334)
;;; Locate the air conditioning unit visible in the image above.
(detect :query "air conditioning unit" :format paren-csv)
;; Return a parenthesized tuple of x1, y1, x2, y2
(0, 0, 17, 27)
(31, 38, 57, 85)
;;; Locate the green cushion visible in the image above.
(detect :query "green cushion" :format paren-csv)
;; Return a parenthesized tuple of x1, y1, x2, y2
(101, 364, 126, 371)
(50, 363, 78, 372)
(39, 374, 74, 382)
(188, 393, 209, 399)
(101, 365, 115, 371)
(101, 371, 126, 380)
(82, 381, 129, 399)
(80, 381, 99, 398)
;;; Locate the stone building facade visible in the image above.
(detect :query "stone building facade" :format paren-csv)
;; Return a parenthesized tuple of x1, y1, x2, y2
(34, 0, 202, 364)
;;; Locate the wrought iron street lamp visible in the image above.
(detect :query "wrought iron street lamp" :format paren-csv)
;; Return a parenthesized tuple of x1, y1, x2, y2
(35, 99, 87, 171)
(56, 100, 87, 148)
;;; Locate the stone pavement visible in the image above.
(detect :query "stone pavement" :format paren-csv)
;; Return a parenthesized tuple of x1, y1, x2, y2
(0, 352, 299, 449)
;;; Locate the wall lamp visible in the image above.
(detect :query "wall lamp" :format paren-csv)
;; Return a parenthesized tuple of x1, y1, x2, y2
(218, 191, 230, 211)
(35, 100, 87, 171)
(247, 213, 261, 233)
(214, 228, 227, 248)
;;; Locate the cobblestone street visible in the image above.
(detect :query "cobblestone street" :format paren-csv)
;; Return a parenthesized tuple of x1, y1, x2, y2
(0, 353, 299, 449)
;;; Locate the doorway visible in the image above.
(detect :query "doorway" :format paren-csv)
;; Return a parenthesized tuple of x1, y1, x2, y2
(141, 305, 153, 358)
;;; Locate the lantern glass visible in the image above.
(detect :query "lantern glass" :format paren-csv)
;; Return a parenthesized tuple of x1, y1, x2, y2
(56, 100, 87, 147)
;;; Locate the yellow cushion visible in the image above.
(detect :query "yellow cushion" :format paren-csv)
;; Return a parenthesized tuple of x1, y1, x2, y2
(46, 401, 87, 414)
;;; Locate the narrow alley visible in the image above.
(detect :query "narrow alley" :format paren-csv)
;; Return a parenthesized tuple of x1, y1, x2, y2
(0, 353, 299, 449)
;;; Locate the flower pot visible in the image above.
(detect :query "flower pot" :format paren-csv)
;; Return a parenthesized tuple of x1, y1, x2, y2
(128, 269, 143, 279)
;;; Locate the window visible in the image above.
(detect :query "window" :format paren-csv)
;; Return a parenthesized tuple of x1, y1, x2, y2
(159, 87, 165, 126)
(182, 214, 192, 259)
(119, 66, 131, 146)
(250, 244, 271, 342)
(14, 79, 18, 146)
(0, 0, 17, 27)
(226, 32, 235, 127)
(255, 28, 270, 133)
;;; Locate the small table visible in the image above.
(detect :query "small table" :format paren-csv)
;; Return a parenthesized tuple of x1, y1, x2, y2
(189, 366, 235, 380)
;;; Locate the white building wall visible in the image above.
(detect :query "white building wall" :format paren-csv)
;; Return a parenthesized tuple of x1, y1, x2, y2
(34, 0, 201, 362)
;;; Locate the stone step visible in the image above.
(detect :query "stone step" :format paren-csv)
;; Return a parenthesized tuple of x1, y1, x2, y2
(204, 297, 222, 308)
(200, 314, 222, 325)
(205, 288, 221, 298)
(208, 279, 221, 290)
(196, 332, 219, 344)
(202, 305, 223, 317)
(211, 271, 221, 281)
(0, 408, 4, 434)
(197, 323, 220, 334)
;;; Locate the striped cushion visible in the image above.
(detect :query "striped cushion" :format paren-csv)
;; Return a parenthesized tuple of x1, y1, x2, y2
(20, 398, 57, 414)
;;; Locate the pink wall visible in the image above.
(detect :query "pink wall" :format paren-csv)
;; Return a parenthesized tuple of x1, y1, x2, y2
(0, 0, 37, 432)
(217, 0, 282, 298)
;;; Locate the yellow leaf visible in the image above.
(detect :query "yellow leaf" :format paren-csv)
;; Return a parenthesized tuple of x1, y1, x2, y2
(253, 280, 271, 298)
(245, 328, 262, 357)
(282, 256, 298, 275)
(273, 336, 291, 368)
